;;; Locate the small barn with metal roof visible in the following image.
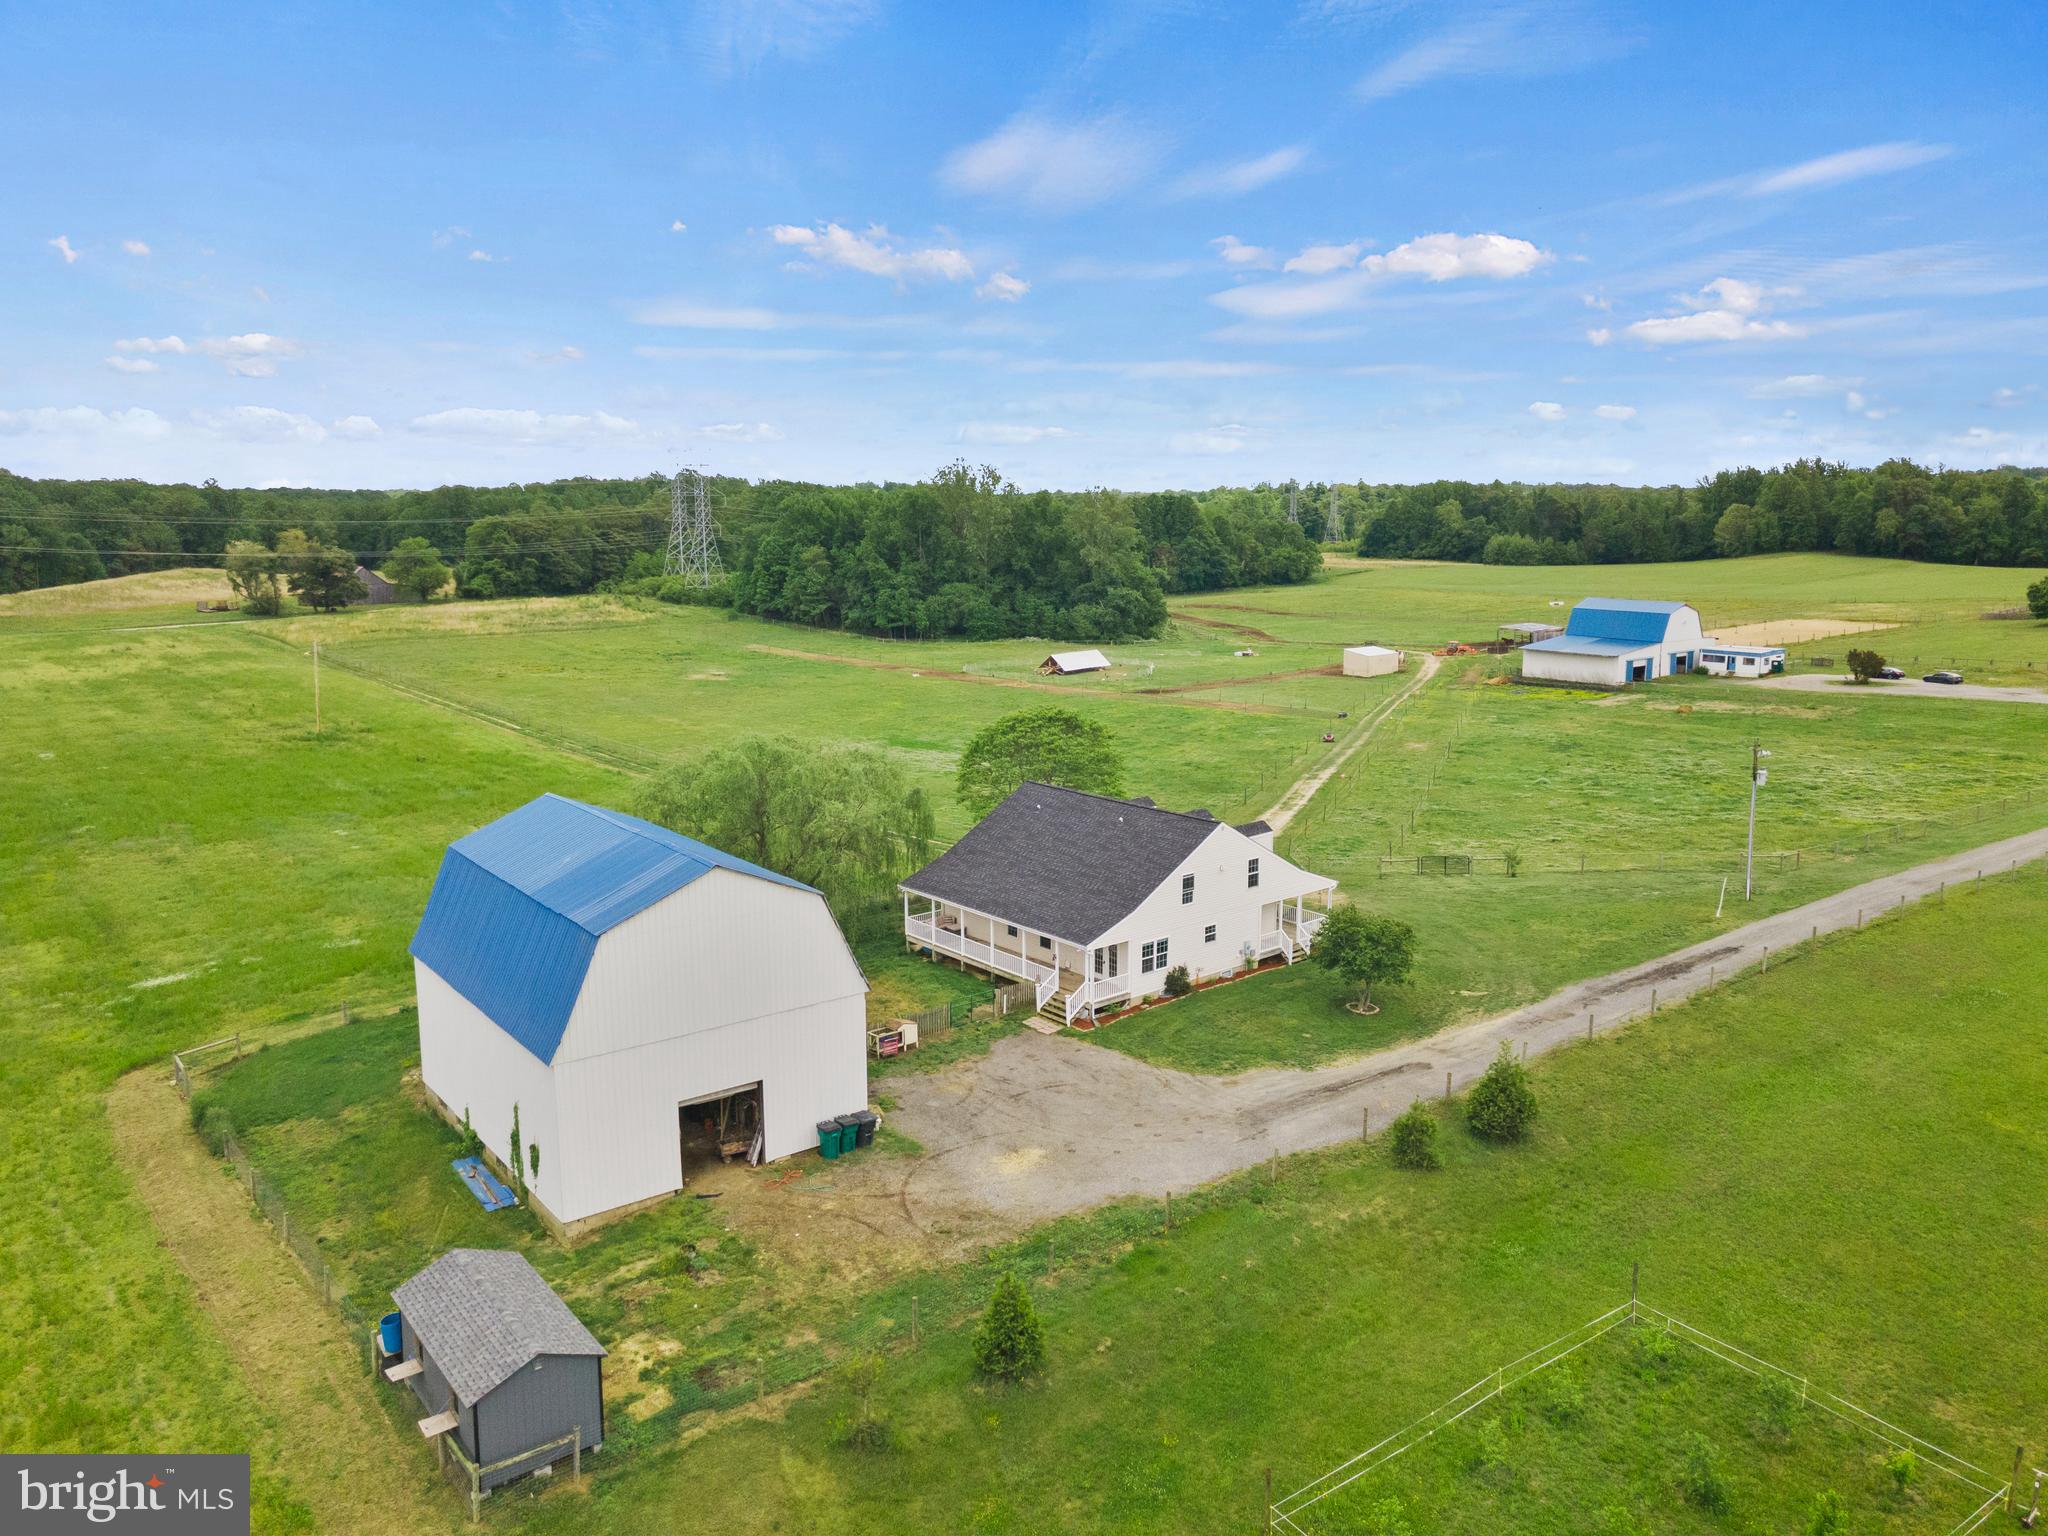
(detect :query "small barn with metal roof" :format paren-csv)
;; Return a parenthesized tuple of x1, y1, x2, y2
(1518, 598, 1706, 687)
(410, 795, 869, 1230)
(389, 1249, 606, 1492)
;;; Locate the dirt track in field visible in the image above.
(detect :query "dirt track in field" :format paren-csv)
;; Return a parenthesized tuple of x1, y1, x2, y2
(106, 1069, 459, 1536)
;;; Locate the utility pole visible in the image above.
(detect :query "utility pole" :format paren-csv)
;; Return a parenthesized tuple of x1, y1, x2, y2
(312, 639, 321, 735)
(1285, 479, 1300, 526)
(663, 467, 725, 587)
(1744, 743, 1771, 899)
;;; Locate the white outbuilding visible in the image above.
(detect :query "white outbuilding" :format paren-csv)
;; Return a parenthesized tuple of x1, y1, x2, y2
(1342, 644, 1402, 677)
(1519, 598, 1706, 687)
(1040, 648, 1111, 675)
(410, 794, 869, 1233)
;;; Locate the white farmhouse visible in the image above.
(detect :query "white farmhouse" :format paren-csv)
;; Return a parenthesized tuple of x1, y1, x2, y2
(410, 794, 868, 1233)
(1696, 642, 1786, 677)
(1518, 598, 1706, 687)
(900, 783, 1336, 1027)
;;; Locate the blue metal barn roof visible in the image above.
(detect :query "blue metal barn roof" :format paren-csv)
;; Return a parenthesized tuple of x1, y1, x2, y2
(1564, 597, 1695, 646)
(409, 794, 815, 1064)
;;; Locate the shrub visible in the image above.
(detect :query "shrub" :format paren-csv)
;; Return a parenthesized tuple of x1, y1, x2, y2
(1465, 1043, 1537, 1142)
(1884, 1447, 1916, 1493)
(1845, 647, 1887, 683)
(1806, 1489, 1849, 1536)
(1541, 1362, 1586, 1424)
(1755, 1373, 1802, 1441)
(972, 1272, 1047, 1382)
(458, 1107, 482, 1158)
(1358, 1496, 1413, 1536)
(1469, 1416, 1512, 1483)
(1680, 1433, 1730, 1513)
(1388, 1103, 1442, 1171)
(1163, 965, 1193, 998)
(1502, 848, 1523, 878)
(1635, 1326, 1681, 1381)
(189, 1098, 234, 1156)
(830, 1351, 894, 1452)
(2028, 574, 2048, 619)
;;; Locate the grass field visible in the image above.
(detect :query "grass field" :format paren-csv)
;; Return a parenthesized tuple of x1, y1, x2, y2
(5, 550, 2045, 1534)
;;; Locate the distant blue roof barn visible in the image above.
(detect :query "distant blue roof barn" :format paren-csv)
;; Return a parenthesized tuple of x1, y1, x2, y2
(1520, 599, 1707, 687)
(410, 794, 869, 1231)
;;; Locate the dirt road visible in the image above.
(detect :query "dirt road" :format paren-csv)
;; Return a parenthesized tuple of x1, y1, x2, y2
(1261, 651, 1441, 832)
(883, 825, 2048, 1224)
(107, 1069, 453, 1536)
(1755, 672, 2048, 706)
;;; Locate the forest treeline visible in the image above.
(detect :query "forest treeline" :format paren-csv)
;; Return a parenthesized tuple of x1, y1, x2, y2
(4, 456, 2043, 637)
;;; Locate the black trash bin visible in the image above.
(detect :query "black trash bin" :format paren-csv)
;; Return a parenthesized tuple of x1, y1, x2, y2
(852, 1109, 879, 1149)
(834, 1113, 862, 1153)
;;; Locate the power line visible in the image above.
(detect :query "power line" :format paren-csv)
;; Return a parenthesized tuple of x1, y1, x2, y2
(663, 467, 724, 587)
(0, 537, 666, 559)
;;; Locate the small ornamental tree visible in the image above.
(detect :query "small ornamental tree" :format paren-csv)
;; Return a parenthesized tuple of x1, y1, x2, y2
(1163, 964, 1193, 997)
(1845, 647, 1887, 683)
(971, 1271, 1047, 1383)
(1388, 1102, 1442, 1171)
(1806, 1489, 1849, 1536)
(1465, 1043, 1537, 1142)
(1313, 905, 1417, 1014)
(2028, 574, 2048, 620)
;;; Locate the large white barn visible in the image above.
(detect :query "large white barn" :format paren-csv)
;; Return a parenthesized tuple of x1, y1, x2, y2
(1519, 598, 1706, 687)
(410, 794, 868, 1231)
(901, 783, 1336, 1027)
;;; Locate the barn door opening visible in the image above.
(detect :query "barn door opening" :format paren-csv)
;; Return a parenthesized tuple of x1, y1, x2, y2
(678, 1083, 763, 1186)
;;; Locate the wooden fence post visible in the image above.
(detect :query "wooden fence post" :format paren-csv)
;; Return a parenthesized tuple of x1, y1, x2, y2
(910, 1295, 919, 1346)
(1444, 1071, 1452, 1101)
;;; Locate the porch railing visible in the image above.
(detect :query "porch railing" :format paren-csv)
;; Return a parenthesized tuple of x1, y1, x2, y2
(905, 912, 1057, 989)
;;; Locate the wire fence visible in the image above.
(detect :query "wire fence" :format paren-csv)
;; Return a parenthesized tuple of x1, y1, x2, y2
(1271, 1291, 2014, 1535)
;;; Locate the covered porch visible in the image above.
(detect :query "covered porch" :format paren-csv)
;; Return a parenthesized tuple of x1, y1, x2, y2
(901, 893, 1074, 1014)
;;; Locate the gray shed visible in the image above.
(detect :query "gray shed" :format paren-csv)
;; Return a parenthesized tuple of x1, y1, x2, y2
(356, 565, 398, 603)
(391, 1249, 606, 1490)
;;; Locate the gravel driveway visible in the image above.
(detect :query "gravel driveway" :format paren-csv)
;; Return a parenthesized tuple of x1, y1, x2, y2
(885, 827, 2048, 1225)
(1755, 673, 2048, 705)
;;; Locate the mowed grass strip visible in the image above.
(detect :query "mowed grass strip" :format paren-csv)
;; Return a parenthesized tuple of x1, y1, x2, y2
(497, 867, 2048, 1535)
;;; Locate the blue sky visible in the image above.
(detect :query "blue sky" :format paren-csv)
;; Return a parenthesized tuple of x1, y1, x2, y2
(3, 0, 2045, 490)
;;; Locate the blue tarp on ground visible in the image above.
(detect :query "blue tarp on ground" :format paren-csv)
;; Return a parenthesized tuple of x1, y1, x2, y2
(452, 1156, 519, 1211)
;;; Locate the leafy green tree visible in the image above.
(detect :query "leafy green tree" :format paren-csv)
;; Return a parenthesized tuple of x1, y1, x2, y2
(831, 1351, 892, 1451)
(278, 529, 359, 612)
(2028, 575, 2048, 619)
(633, 737, 933, 924)
(1679, 1433, 1729, 1513)
(1312, 905, 1416, 1012)
(971, 1271, 1047, 1382)
(1845, 647, 1887, 683)
(955, 707, 1125, 819)
(223, 538, 282, 615)
(1465, 1043, 1537, 1142)
(1805, 1489, 1848, 1535)
(384, 536, 449, 602)
(1388, 1102, 1442, 1171)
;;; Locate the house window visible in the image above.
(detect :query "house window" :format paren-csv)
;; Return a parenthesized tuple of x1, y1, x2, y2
(1038, 935, 1052, 951)
(1247, 858, 1261, 889)
(1204, 925, 1217, 943)
(1005, 924, 1018, 937)
(1141, 939, 1170, 973)
(1181, 873, 1195, 905)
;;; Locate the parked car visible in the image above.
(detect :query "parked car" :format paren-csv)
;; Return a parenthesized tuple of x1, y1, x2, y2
(1923, 670, 1964, 685)
(1876, 666, 1905, 680)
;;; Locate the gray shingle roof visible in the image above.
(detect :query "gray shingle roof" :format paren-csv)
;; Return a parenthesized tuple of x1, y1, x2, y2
(902, 782, 1225, 943)
(394, 1249, 605, 1404)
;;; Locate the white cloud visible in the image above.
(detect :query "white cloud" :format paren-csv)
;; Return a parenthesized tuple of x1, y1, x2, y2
(1594, 403, 1636, 420)
(940, 113, 1162, 212)
(430, 226, 471, 249)
(114, 335, 191, 355)
(959, 422, 1070, 445)
(633, 301, 788, 329)
(976, 271, 1030, 302)
(121, 239, 151, 257)
(409, 407, 640, 443)
(106, 356, 160, 374)
(1285, 242, 1365, 275)
(468, 248, 498, 262)
(252, 285, 272, 304)
(1749, 373, 1856, 398)
(1990, 386, 2032, 408)
(198, 333, 303, 377)
(1624, 278, 1803, 345)
(700, 421, 784, 442)
(670, 219, 687, 233)
(1751, 141, 1952, 196)
(0, 405, 168, 438)
(332, 415, 383, 439)
(1586, 326, 1612, 346)
(193, 406, 333, 443)
(1356, 5, 1634, 102)
(1528, 400, 1567, 422)
(685, 0, 879, 73)
(1212, 235, 1275, 267)
(527, 344, 587, 365)
(771, 222, 975, 283)
(1171, 144, 1309, 199)
(48, 235, 79, 265)
(1211, 231, 1548, 318)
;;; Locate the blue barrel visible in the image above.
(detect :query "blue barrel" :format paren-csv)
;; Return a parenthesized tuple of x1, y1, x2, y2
(380, 1312, 403, 1357)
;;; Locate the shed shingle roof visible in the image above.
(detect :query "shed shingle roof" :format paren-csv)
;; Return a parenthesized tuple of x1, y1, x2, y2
(394, 1249, 605, 1405)
(902, 783, 1223, 943)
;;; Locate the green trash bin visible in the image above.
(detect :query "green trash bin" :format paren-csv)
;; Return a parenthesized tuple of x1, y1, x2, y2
(816, 1119, 842, 1160)
(834, 1114, 862, 1155)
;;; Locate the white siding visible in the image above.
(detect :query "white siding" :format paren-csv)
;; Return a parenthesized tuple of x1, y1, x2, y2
(1342, 646, 1400, 677)
(1092, 824, 1332, 999)
(1520, 646, 1637, 686)
(546, 869, 869, 1221)
(415, 961, 563, 1213)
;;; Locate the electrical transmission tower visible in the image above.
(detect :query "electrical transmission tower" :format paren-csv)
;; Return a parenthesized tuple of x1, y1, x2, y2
(1286, 480, 1300, 526)
(663, 467, 725, 586)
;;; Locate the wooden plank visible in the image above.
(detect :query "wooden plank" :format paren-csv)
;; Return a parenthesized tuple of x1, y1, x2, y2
(417, 1409, 459, 1438)
(384, 1358, 423, 1382)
